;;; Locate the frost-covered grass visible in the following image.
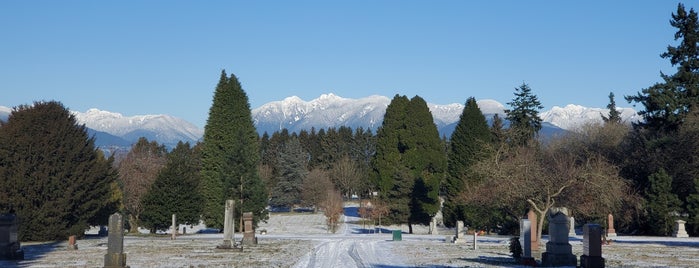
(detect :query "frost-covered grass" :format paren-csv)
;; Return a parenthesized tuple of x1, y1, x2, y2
(2, 211, 698, 267)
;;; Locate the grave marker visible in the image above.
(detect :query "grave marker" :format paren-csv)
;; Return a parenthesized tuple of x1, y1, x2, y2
(68, 235, 78, 250)
(569, 216, 576, 236)
(216, 200, 242, 251)
(103, 213, 128, 268)
(526, 209, 539, 250)
(541, 207, 577, 267)
(0, 214, 24, 260)
(242, 212, 257, 246)
(580, 224, 605, 268)
(672, 220, 689, 238)
(606, 214, 616, 237)
(171, 214, 177, 240)
(452, 220, 466, 243)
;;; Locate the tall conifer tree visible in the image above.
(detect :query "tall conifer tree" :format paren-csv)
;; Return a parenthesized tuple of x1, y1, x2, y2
(0, 101, 119, 241)
(506, 83, 543, 146)
(626, 3, 699, 133)
(200, 70, 268, 229)
(443, 97, 492, 227)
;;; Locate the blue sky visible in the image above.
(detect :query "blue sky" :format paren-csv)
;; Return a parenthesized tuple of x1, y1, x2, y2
(1, 1, 691, 128)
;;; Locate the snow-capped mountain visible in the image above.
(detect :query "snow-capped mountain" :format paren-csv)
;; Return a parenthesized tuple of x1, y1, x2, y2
(540, 104, 642, 130)
(252, 93, 509, 135)
(0, 94, 641, 151)
(72, 109, 203, 148)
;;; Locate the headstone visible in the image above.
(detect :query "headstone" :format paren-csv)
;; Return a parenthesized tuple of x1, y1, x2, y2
(526, 210, 539, 250)
(672, 220, 689, 238)
(569, 216, 576, 236)
(452, 220, 466, 243)
(217, 200, 241, 250)
(429, 218, 438, 235)
(606, 214, 616, 237)
(68, 235, 78, 250)
(519, 218, 536, 264)
(242, 212, 257, 245)
(103, 213, 128, 268)
(541, 207, 577, 267)
(580, 224, 605, 268)
(171, 214, 177, 240)
(519, 219, 532, 258)
(473, 231, 478, 250)
(0, 214, 24, 260)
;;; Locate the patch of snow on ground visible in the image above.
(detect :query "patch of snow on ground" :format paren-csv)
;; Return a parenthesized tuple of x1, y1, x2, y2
(2, 203, 699, 267)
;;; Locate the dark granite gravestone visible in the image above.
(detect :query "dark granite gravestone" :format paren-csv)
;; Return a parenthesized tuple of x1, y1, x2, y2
(580, 224, 605, 268)
(0, 214, 23, 260)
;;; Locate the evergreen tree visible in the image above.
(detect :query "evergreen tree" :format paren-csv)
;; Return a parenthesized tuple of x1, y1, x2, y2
(602, 92, 622, 124)
(141, 142, 203, 232)
(269, 137, 308, 207)
(371, 95, 446, 232)
(405, 96, 446, 229)
(646, 169, 683, 236)
(200, 70, 268, 229)
(687, 176, 699, 234)
(0, 101, 119, 241)
(626, 3, 699, 133)
(443, 97, 493, 227)
(505, 83, 543, 146)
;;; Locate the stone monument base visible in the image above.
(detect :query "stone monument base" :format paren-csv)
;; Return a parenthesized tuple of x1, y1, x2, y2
(104, 253, 128, 268)
(242, 236, 257, 246)
(541, 251, 577, 267)
(518, 256, 537, 266)
(215, 240, 243, 252)
(580, 254, 605, 268)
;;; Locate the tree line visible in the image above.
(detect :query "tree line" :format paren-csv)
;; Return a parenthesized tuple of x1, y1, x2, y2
(1, 3, 698, 241)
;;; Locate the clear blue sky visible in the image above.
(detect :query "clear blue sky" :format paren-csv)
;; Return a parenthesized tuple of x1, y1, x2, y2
(1, 1, 690, 128)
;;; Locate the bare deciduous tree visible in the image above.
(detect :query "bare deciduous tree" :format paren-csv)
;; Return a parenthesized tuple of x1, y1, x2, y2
(322, 189, 344, 233)
(118, 138, 167, 233)
(301, 168, 334, 212)
(466, 130, 638, 242)
(330, 155, 362, 198)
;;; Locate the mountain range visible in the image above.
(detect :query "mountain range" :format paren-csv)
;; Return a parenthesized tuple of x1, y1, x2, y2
(0, 94, 642, 152)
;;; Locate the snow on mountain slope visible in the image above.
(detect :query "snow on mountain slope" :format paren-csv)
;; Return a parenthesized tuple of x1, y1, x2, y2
(73, 109, 203, 146)
(252, 94, 391, 134)
(540, 104, 641, 130)
(1, 95, 642, 150)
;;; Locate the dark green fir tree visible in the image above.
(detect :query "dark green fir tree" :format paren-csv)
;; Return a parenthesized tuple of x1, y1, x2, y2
(200, 70, 268, 229)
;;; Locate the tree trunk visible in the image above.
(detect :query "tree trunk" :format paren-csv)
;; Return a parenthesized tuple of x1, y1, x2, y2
(128, 214, 140, 234)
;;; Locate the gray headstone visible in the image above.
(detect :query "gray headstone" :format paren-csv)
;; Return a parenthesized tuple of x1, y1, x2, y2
(0, 214, 24, 260)
(672, 220, 689, 238)
(171, 214, 177, 240)
(216, 200, 241, 251)
(569, 216, 576, 236)
(580, 224, 605, 268)
(520, 219, 532, 258)
(104, 213, 127, 268)
(541, 207, 577, 267)
(452, 220, 466, 243)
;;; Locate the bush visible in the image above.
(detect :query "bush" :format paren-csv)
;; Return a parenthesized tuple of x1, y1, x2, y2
(509, 236, 522, 259)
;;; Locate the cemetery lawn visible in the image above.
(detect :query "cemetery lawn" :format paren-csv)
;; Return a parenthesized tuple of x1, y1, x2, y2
(2, 203, 699, 267)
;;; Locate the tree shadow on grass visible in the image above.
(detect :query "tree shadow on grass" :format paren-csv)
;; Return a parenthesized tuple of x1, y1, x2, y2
(372, 255, 521, 268)
(0, 241, 63, 268)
